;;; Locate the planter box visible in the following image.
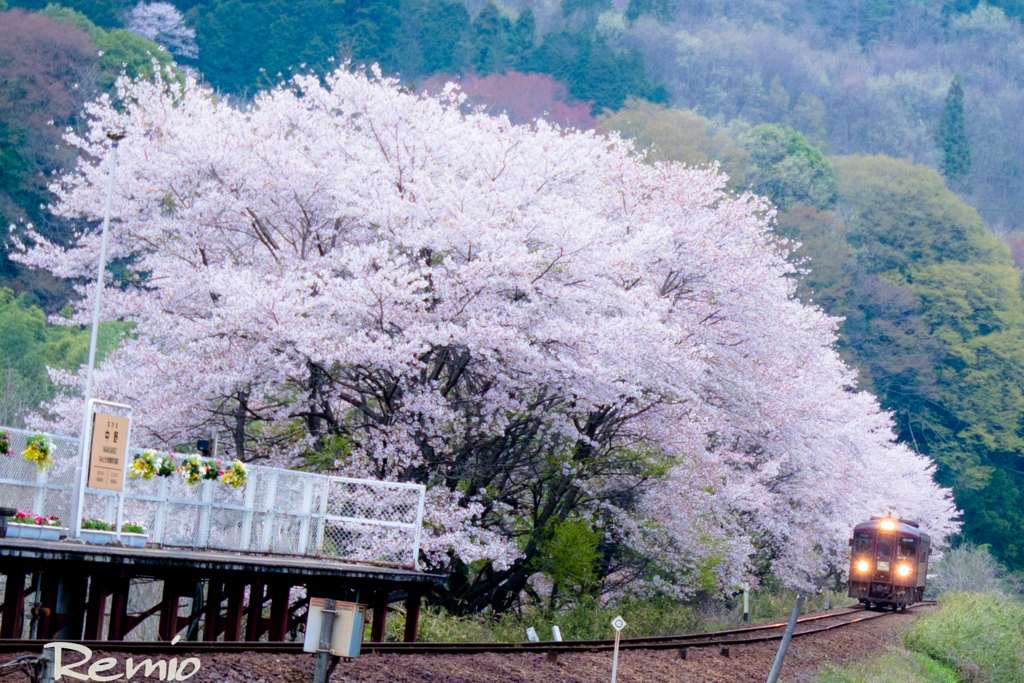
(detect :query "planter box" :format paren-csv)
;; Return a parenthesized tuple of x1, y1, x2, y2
(6, 522, 64, 541)
(80, 528, 149, 547)
(121, 532, 149, 548)
(80, 528, 117, 545)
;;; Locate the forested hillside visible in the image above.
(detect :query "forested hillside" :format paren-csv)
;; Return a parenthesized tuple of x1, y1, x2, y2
(0, 0, 1022, 580)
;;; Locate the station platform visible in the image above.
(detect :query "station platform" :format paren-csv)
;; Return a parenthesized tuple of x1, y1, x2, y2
(0, 538, 442, 643)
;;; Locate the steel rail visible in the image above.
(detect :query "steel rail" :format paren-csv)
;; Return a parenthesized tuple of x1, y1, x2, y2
(0, 602, 934, 656)
(376, 604, 870, 650)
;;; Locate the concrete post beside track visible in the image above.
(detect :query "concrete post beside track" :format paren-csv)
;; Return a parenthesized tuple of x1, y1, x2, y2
(313, 598, 338, 683)
(765, 593, 805, 683)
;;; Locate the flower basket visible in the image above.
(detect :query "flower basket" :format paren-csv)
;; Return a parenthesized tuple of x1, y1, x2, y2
(221, 460, 248, 488)
(22, 433, 53, 473)
(178, 454, 205, 485)
(129, 451, 177, 481)
(203, 458, 224, 481)
(0, 429, 10, 457)
(129, 450, 159, 480)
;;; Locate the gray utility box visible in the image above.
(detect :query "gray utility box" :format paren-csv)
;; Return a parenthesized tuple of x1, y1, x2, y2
(303, 599, 367, 658)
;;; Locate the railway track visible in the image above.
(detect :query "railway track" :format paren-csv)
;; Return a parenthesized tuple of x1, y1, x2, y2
(0, 602, 934, 656)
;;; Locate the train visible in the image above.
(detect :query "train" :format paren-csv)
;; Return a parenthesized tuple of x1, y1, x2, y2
(848, 516, 931, 610)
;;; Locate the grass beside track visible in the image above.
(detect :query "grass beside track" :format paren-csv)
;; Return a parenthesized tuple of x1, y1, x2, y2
(379, 588, 854, 643)
(816, 592, 1024, 683)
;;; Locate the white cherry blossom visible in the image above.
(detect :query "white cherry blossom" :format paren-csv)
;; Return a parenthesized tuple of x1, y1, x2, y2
(16, 67, 958, 592)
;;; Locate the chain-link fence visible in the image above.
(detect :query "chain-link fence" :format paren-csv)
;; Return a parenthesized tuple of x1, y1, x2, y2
(0, 425, 426, 569)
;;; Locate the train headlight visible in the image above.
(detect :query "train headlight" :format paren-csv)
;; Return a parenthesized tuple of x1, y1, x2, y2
(856, 560, 870, 572)
(896, 564, 912, 577)
(880, 518, 896, 531)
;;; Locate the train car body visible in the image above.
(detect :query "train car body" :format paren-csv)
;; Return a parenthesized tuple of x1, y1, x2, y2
(848, 516, 930, 609)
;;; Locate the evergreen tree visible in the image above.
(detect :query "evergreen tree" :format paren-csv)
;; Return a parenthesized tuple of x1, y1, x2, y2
(560, 0, 610, 29)
(937, 72, 972, 182)
(624, 0, 674, 23)
(508, 7, 534, 67)
(419, 0, 468, 73)
(470, 2, 509, 76)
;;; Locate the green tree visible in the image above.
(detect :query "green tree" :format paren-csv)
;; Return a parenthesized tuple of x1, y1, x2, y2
(10, 0, 123, 27)
(823, 155, 1024, 570)
(835, 155, 996, 276)
(624, 0, 673, 22)
(38, 4, 178, 88)
(560, 0, 610, 28)
(775, 205, 945, 434)
(508, 7, 534, 65)
(740, 124, 838, 211)
(534, 518, 601, 610)
(936, 72, 972, 182)
(0, 289, 128, 425)
(419, 0, 468, 73)
(529, 32, 663, 113)
(600, 100, 750, 190)
(190, 0, 272, 94)
(470, 2, 510, 76)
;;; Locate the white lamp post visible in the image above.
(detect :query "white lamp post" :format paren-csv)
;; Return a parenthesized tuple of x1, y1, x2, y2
(69, 133, 123, 538)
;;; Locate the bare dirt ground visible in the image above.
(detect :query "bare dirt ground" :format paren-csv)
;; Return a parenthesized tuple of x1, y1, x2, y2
(3, 606, 933, 683)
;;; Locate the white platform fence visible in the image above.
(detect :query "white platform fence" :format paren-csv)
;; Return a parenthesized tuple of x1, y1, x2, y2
(0, 426, 426, 569)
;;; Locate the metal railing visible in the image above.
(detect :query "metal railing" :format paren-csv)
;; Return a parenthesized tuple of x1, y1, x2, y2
(0, 426, 426, 569)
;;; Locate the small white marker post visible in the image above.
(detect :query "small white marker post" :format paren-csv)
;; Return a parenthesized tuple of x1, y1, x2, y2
(610, 615, 627, 683)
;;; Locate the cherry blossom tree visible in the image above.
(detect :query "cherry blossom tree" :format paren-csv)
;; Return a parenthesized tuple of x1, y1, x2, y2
(125, 2, 198, 59)
(15, 66, 958, 604)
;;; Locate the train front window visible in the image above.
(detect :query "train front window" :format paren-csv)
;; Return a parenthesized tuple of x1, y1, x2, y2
(853, 532, 872, 554)
(876, 538, 892, 559)
(898, 537, 917, 558)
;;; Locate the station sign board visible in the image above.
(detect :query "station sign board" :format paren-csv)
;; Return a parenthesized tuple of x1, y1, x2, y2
(87, 412, 130, 491)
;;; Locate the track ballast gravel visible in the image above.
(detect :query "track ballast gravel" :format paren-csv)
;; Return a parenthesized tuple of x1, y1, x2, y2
(2, 606, 932, 683)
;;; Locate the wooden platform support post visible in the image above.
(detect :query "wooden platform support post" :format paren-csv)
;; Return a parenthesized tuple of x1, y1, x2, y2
(204, 580, 223, 641)
(35, 573, 59, 640)
(157, 580, 183, 641)
(107, 576, 130, 640)
(267, 583, 290, 642)
(223, 583, 245, 642)
(55, 574, 88, 640)
(83, 575, 109, 640)
(370, 588, 389, 643)
(245, 582, 265, 641)
(403, 587, 421, 643)
(1, 570, 26, 639)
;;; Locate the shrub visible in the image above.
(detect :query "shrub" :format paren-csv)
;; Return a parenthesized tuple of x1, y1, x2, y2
(901, 592, 1024, 683)
(927, 544, 1022, 597)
